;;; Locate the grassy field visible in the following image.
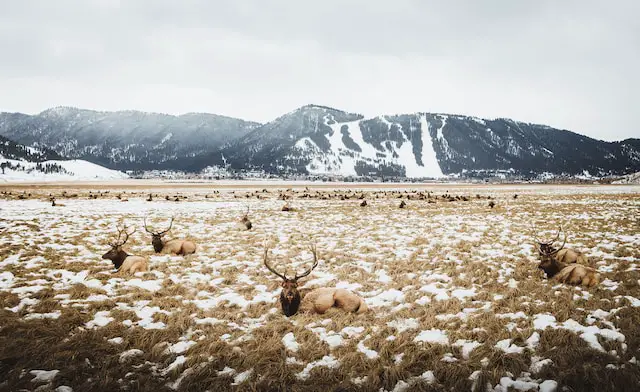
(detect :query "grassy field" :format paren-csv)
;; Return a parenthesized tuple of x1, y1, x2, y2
(0, 183, 639, 391)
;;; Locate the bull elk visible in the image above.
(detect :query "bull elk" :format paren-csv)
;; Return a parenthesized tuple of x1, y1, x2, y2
(281, 201, 295, 212)
(50, 197, 64, 207)
(144, 216, 196, 255)
(263, 242, 367, 317)
(239, 205, 252, 230)
(102, 225, 148, 274)
(533, 225, 589, 265)
(534, 225, 598, 287)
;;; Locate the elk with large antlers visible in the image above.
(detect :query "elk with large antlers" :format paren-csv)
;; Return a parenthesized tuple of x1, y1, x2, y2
(238, 205, 252, 230)
(533, 224, 589, 265)
(144, 216, 196, 255)
(102, 225, 148, 274)
(533, 225, 598, 287)
(264, 242, 367, 317)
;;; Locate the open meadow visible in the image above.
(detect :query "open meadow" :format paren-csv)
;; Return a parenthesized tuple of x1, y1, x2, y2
(0, 182, 639, 392)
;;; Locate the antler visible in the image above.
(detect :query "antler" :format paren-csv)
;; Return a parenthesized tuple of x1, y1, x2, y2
(542, 226, 567, 256)
(144, 216, 174, 235)
(263, 241, 288, 280)
(531, 222, 562, 245)
(294, 243, 319, 280)
(263, 242, 319, 281)
(111, 224, 136, 247)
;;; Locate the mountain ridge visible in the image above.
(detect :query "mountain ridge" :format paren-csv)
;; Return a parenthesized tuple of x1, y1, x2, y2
(1, 105, 638, 178)
(0, 134, 128, 181)
(0, 107, 261, 171)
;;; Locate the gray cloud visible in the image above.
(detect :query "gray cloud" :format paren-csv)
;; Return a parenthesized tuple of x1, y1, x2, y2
(0, 0, 638, 140)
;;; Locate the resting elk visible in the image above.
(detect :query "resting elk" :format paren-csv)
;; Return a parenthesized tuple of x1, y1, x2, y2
(50, 197, 64, 207)
(102, 225, 148, 274)
(238, 205, 252, 230)
(144, 216, 196, 255)
(533, 224, 589, 265)
(534, 225, 598, 287)
(264, 242, 367, 317)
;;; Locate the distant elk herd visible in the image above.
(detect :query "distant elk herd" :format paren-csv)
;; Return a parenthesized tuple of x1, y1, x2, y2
(2, 188, 602, 317)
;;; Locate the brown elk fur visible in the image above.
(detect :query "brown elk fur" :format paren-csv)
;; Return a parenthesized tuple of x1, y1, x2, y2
(299, 287, 368, 314)
(102, 225, 148, 274)
(144, 216, 196, 255)
(539, 257, 599, 287)
(264, 243, 367, 317)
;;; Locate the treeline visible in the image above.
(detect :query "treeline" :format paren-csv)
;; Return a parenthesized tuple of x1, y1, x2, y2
(0, 161, 71, 175)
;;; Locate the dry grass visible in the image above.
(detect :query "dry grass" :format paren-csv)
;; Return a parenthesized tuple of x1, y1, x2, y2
(0, 184, 639, 391)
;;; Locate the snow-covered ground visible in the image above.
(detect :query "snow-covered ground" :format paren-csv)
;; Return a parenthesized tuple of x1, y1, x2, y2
(0, 184, 638, 391)
(0, 158, 129, 182)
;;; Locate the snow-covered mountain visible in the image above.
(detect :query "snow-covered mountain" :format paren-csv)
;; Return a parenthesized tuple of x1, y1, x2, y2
(0, 107, 261, 171)
(2, 105, 639, 178)
(196, 105, 640, 178)
(0, 135, 128, 182)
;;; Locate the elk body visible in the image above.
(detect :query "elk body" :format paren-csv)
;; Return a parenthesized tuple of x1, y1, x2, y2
(102, 225, 148, 274)
(534, 226, 598, 287)
(264, 243, 367, 317)
(144, 217, 196, 255)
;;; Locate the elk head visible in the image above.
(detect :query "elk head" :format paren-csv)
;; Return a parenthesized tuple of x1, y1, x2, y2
(144, 216, 174, 253)
(533, 224, 567, 278)
(264, 242, 319, 317)
(102, 224, 136, 269)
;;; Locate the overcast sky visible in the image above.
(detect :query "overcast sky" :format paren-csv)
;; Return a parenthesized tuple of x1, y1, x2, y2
(0, 0, 638, 141)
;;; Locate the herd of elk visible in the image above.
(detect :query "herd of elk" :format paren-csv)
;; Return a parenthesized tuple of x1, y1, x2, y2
(101, 224, 149, 274)
(533, 224, 599, 287)
(264, 242, 367, 317)
(144, 216, 197, 255)
(4, 188, 606, 298)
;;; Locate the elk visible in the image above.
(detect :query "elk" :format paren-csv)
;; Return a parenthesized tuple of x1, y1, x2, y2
(50, 197, 64, 207)
(239, 205, 252, 230)
(263, 243, 367, 317)
(282, 202, 292, 212)
(102, 225, 148, 274)
(143, 216, 196, 255)
(534, 225, 598, 287)
(533, 225, 589, 265)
